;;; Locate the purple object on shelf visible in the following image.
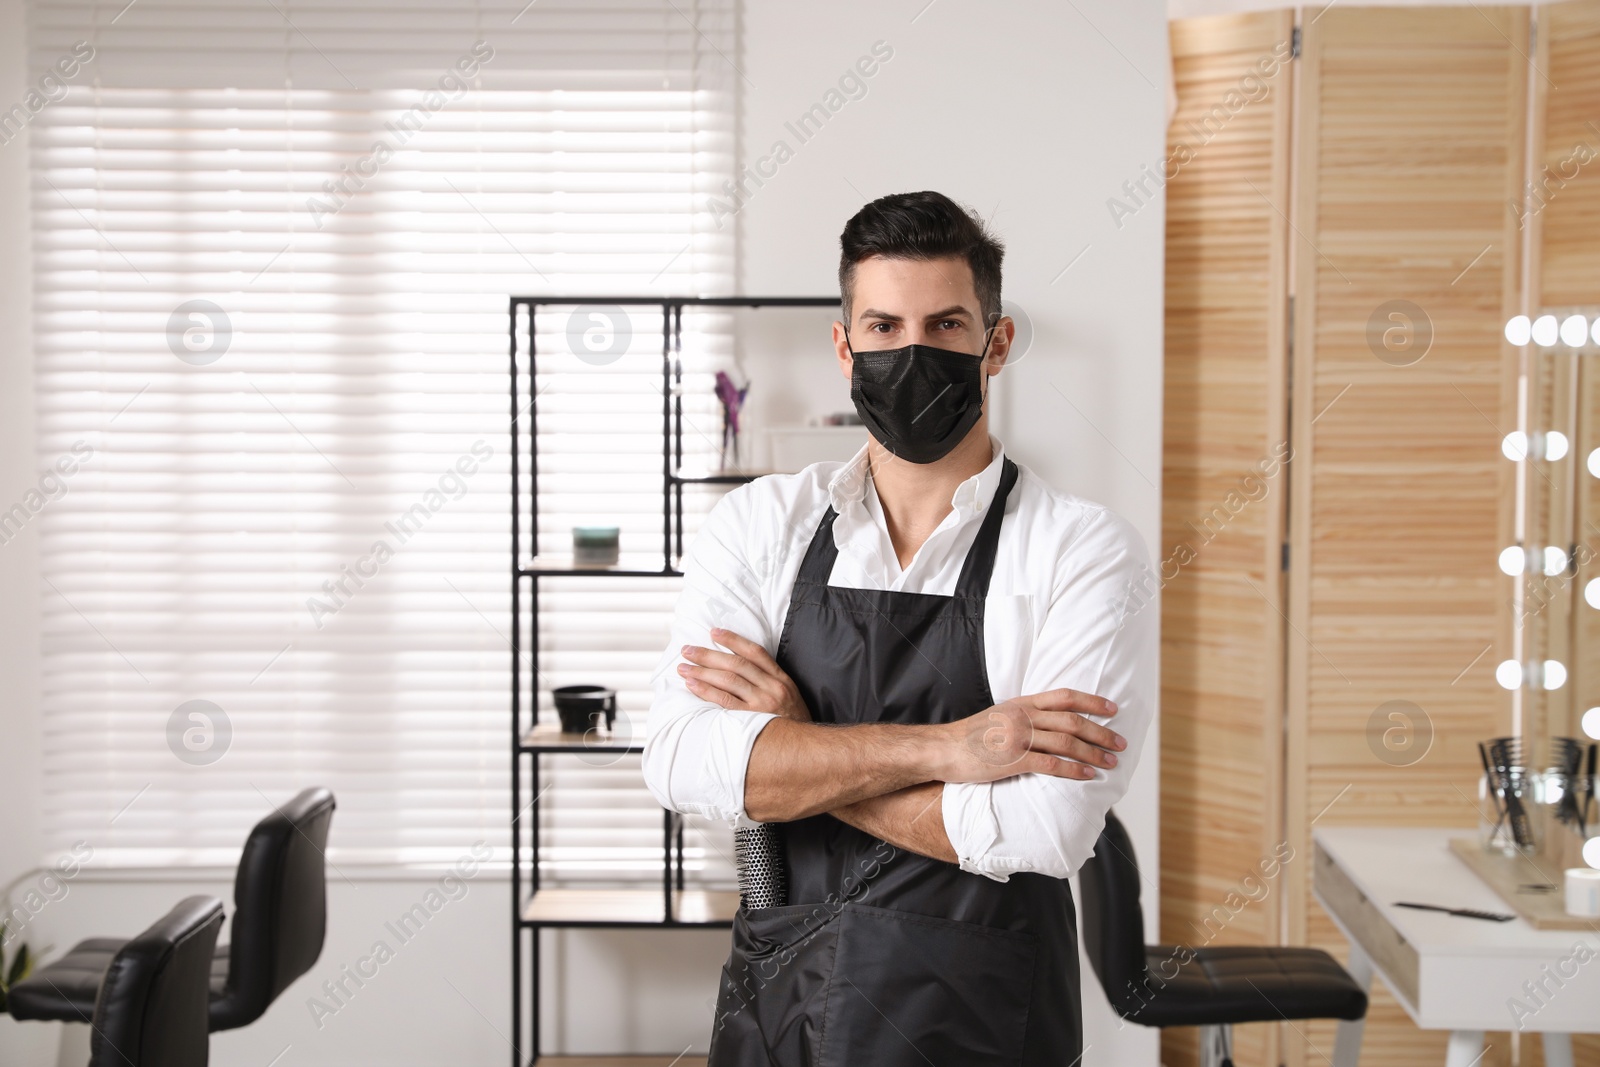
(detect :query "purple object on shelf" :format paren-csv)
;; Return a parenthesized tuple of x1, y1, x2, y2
(714, 370, 750, 471)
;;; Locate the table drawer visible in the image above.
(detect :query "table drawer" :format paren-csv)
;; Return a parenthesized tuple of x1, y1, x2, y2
(1314, 840, 1421, 1008)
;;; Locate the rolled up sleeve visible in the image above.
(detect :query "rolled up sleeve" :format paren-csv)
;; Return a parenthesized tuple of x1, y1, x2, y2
(642, 485, 780, 823)
(941, 508, 1157, 881)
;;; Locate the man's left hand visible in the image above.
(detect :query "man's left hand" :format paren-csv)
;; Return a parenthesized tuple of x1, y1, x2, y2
(678, 627, 811, 721)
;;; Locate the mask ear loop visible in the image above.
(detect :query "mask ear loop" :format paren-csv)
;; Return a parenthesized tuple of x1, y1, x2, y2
(977, 310, 999, 403)
(978, 312, 996, 362)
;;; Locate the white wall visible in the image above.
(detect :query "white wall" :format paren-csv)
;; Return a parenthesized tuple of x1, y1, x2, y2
(737, 1, 1167, 1063)
(0, 1, 1170, 1063)
(0, 0, 49, 1058)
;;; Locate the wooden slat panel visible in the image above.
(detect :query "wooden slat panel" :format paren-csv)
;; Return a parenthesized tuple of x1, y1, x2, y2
(1538, 1, 1600, 308)
(1161, 10, 1294, 1067)
(1287, 7, 1527, 1066)
(1535, 0, 1600, 745)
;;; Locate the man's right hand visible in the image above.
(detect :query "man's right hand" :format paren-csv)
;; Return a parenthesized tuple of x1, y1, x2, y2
(931, 688, 1124, 784)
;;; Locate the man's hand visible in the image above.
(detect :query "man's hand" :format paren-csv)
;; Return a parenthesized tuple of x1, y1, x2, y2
(930, 689, 1123, 784)
(678, 627, 811, 722)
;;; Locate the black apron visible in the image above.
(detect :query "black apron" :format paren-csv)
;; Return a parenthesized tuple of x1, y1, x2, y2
(707, 457, 1082, 1066)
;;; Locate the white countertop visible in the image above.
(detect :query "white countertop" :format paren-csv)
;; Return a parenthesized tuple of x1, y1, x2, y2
(1314, 826, 1600, 1033)
(1315, 826, 1599, 957)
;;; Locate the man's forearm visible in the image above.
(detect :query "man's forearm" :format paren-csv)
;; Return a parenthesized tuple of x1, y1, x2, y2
(831, 782, 956, 864)
(743, 717, 942, 822)
(740, 691, 1121, 824)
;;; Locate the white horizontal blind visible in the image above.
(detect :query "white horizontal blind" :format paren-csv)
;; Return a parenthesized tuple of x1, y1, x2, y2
(28, 0, 738, 881)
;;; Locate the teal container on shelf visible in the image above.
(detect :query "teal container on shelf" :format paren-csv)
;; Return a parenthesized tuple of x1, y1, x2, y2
(572, 525, 620, 566)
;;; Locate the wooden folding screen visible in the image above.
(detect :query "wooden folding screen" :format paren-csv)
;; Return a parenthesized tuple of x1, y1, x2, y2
(1160, 11, 1295, 1067)
(1285, 8, 1528, 1064)
(1164, 5, 1533, 1065)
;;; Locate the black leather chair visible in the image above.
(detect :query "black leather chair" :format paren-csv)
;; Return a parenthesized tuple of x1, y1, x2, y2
(10, 787, 335, 1032)
(88, 895, 225, 1067)
(1079, 811, 1368, 1067)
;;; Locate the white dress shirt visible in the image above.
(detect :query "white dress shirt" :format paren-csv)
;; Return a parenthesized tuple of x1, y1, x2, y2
(641, 434, 1156, 882)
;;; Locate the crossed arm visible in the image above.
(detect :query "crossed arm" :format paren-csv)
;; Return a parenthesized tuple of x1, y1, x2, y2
(677, 628, 1125, 864)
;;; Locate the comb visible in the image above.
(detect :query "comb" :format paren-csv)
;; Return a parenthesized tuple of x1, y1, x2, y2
(1394, 901, 1515, 922)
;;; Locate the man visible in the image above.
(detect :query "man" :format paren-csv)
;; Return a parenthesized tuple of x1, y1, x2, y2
(643, 190, 1155, 1065)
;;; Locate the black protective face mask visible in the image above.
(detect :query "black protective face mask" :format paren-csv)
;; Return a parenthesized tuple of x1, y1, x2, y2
(847, 327, 992, 464)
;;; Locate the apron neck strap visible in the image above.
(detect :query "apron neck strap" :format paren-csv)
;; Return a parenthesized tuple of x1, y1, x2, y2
(794, 456, 1020, 596)
(794, 505, 842, 584)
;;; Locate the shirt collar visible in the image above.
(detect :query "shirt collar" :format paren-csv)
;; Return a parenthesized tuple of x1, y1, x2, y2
(828, 433, 1007, 523)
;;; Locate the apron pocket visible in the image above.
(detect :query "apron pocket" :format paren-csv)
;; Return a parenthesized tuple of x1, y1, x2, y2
(710, 902, 845, 1066)
(820, 902, 1037, 1067)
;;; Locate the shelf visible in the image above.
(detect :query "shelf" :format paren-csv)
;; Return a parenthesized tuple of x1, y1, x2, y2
(521, 887, 739, 927)
(512, 297, 831, 1058)
(669, 467, 771, 485)
(511, 295, 837, 308)
(520, 723, 643, 754)
(534, 1058, 707, 1066)
(518, 554, 682, 578)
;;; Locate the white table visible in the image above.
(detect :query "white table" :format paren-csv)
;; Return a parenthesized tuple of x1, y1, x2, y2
(1314, 827, 1600, 1067)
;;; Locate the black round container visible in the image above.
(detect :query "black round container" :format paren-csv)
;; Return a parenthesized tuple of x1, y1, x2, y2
(552, 685, 617, 734)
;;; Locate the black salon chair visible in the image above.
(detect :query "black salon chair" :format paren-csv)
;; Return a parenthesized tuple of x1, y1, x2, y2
(1079, 811, 1368, 1067)
(88, 895, 225, 1067)
(9, 787, 335, 1032)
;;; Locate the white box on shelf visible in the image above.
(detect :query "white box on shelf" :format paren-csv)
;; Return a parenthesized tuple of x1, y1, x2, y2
(765, 426, 865, 472)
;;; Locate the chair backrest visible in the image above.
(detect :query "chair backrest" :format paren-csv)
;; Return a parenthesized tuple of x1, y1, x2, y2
(1077, 809, 1150, 1018)
(90, 895, 224, 1067)
(212, 787, 336, 1030)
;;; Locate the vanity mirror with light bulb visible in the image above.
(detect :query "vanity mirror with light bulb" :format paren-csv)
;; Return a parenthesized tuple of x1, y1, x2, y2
(1498, 310, 1600, 884)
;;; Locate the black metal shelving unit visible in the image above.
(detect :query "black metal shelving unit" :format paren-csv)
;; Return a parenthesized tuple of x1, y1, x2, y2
(508, 295, 839, 1066)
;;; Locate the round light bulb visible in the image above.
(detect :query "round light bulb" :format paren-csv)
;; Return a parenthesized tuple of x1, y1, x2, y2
(1496, 659, 1524, 690)
(1585, 836, 1600, 870)
(1583, 706, 1600, 741)
(1544, 659, 1567, 690)
(1561, 314, 1590, 347)
(1502, 431, 1529, 462)
(1590, 447, 1600, 479)
(1505, 315, 1532, 346)
(1533, 315, 1560, 347)
(1587, 578, 1600, 610)
(1499, 545, 1527, 575)
(1593, 318, 1600, 346)
(1546, 430, 1570, 462)
(1545, 546, 1569, 576)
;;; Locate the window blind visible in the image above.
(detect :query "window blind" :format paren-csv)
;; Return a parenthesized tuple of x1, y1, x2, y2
(27, 0, 738, 882)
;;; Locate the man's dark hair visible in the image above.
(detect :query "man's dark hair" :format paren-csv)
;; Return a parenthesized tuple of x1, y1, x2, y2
(838, 190, 1005, 334)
